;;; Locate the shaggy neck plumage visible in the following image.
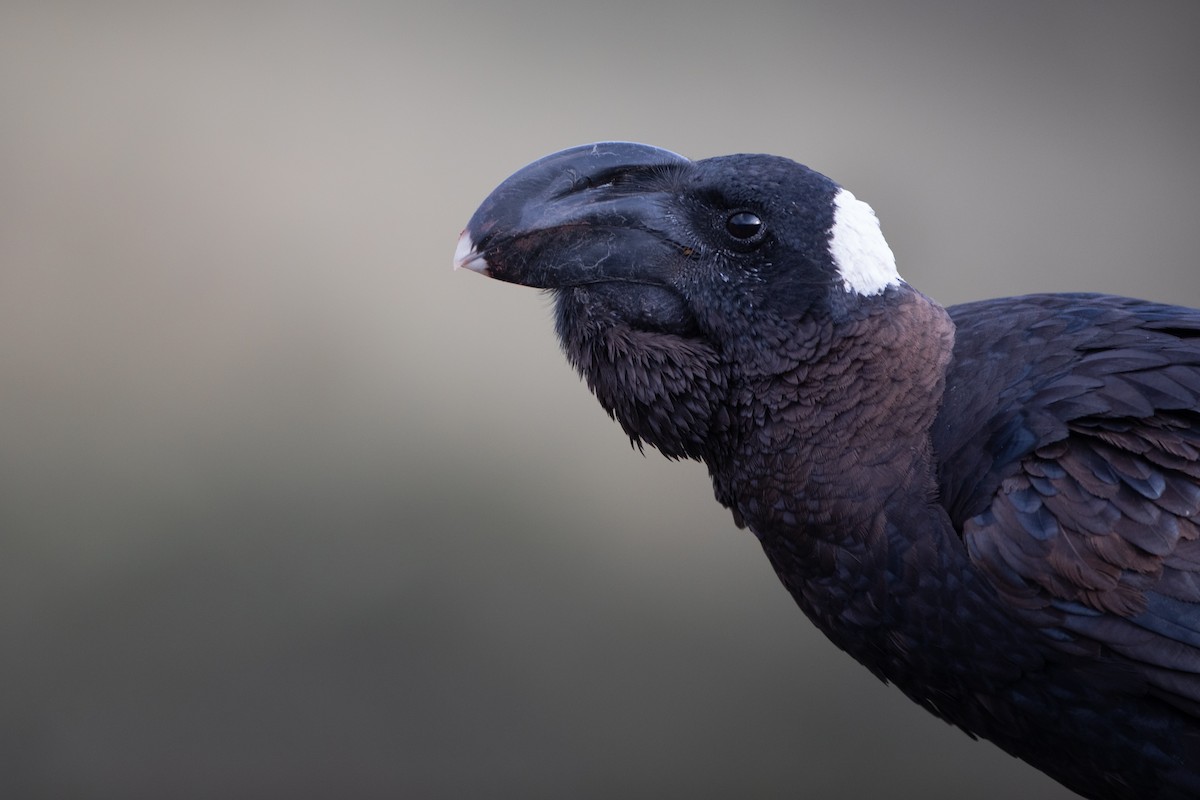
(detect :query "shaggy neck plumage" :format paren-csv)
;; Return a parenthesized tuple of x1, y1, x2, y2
(555, 286, 730, 461)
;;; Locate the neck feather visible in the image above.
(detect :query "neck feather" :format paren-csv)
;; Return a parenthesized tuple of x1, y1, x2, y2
(712, 287, 956, 542)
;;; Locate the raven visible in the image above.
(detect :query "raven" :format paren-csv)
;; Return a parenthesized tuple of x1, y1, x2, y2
(455, 142, 1200, 799)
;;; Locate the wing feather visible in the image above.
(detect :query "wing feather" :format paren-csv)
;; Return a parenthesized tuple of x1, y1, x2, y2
(941, 295, 1200, 713)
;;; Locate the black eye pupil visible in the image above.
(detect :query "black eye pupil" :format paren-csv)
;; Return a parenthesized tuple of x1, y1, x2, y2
(726, 211, 762, 239)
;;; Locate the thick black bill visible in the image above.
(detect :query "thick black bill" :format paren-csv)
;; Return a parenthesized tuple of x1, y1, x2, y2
(454, 142, 691, 288)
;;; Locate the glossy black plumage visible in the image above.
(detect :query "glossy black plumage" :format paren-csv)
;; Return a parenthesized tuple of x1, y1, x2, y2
(456, 143, 1200, 799)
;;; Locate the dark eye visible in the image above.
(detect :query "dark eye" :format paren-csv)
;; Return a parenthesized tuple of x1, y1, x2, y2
(726, 211, 763, 240)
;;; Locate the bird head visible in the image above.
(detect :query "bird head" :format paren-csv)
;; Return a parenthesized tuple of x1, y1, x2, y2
(455, 142, 907, 460)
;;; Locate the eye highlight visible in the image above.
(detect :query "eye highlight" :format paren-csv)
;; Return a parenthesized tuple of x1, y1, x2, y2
(726, 211, 763, 240)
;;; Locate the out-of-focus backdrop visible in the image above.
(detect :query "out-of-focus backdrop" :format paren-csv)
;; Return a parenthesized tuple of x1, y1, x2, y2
(2, 2, 1196, 798)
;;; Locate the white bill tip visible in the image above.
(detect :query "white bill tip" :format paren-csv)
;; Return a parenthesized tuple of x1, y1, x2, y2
(453, 231, 490, 274)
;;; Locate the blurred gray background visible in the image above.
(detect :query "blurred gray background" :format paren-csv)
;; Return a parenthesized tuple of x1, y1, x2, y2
(2, 2, 1197, 798)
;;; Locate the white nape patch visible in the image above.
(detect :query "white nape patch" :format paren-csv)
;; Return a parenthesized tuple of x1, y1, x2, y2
(453, 230, 490, 274)
(828, 188, 901, 296)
